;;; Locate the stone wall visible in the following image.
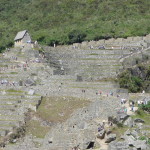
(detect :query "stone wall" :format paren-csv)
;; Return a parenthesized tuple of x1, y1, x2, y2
(72, 34, 150, 49)
(122, 47, 150, 68)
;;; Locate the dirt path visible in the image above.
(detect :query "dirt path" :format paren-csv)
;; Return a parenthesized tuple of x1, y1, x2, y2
(96, 138, 108, 150)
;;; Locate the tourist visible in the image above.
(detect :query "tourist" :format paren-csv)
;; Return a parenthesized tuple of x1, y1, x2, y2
(117, 94, 120, 98)
(142, 90, 145, 94)
(99, 91, 102, 95)
(108, 121, 113, 127)
(58, 86, 61, 91)
(131, 101, 134, 112)
(110, 91, 113, 96)
(121, 99, 124, 105)
(124, 107, 127, 113)
(137, 100, 141, 107)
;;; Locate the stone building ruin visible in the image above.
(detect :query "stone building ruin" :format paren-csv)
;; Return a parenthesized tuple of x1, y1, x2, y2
(14, 30, 32, 47)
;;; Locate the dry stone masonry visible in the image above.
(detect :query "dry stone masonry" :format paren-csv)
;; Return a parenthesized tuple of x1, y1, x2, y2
(0, 35, 150, 150)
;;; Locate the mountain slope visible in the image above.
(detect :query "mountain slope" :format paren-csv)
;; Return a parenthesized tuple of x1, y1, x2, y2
(0, 0, 150, 50)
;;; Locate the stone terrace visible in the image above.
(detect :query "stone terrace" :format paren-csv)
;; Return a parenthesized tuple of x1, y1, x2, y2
(1, 36, 150, 150)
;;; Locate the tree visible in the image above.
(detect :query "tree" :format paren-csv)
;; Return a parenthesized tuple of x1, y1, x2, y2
(68, 30, 86, 44)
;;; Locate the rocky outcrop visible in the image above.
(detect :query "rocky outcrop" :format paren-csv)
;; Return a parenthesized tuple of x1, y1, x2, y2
(105, 134, 116, 143)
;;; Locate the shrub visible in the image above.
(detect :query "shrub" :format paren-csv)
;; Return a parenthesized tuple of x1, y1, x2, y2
(139, 136, 147, 140)
(118, 70, 143, 93)
(68, 30, 86, 44)
(9, 126, 26, 143)
(140, 101, 150, 113)
(117, 123, 123, 128)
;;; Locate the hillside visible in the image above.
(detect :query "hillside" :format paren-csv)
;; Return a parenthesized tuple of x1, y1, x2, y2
(0, 0, 150, 51)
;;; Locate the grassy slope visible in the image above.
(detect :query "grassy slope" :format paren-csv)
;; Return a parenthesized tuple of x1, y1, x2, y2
(25, 96, 90, 138)
(0, 0, 150, 50)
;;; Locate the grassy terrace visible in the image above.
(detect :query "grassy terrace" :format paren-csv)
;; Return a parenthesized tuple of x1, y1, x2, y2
(26, 120, 50, 138)
(35, 96, 90, 122)
(25, 96, 90, 138)
(67, 86, 115, 89)
(80, 58, 121, 61)
(6, 89, 23, 93)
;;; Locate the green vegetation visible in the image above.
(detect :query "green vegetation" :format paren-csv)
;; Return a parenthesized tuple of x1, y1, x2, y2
(132, 109, 150, 125)
(9, 126, 26, 143)
(112, 109, 150, 141)
(0, 0, 150, 51)
(10, 72, 18, 74)
(111, 126, 128, 139)
(7, 89, 23, 93)
(139, 101, 150, 113)
(118, 65, 150, 93)
(132, 109, 150, 139)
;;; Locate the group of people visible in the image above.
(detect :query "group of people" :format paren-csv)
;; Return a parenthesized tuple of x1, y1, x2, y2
(95, 90, 116, 97)
(137, 98, 148, 106)
(120, 98, 126, 105)
(0, 79, 18, 86)
(10, 56, 18, 61)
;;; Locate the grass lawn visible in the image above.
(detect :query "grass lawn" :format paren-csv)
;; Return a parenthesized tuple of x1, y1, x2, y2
(35, 96, 90, 123)
(26, 120, 50, 138)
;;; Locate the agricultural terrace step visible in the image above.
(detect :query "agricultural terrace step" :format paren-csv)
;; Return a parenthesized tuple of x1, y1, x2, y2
(64, 81, 119, 88)
(0, 115, 24, 121)
(0, 108, 26, 116)
(81, 65, 123, 70)
(0, 97, 40, 103)
(49, 75, 76, 80)
(0, 95, 41, 99)
(0, 126, 13, 131)
(45, 87, 122, 99)
(49, 48, 131, 54)
(0, 120, 20, 126)
(76, 59, 121, 64)
(0, 100, 18, 105)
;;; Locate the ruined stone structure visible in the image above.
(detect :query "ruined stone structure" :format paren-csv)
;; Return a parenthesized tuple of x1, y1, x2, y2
(14, 30, 32, 47)
(0, 34, 149, 150)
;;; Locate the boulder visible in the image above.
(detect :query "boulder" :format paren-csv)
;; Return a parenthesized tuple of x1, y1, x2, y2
(97, 129, 106, 139)
(28, 89, 35, 95)
(134, 118, 145, 123)
(124, 129, 131, 136)
(131, 130, 139, 139)
(78, 130, 96, 150)
(136, 122, 144, 129)
(76, 75, 83, 82)
(117, 113, 129, 123)
(25, 79, 36, 86)
(106, 129, 112, 135)
(105, 134, 116, 143)
(125, 135, 135, 146)
(108, 116, 118, 124)
(123, 117, 135, 127)
(19, 80, 23, 86)
(133, 140, 147, 150)
(108, 141, 129, 150)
